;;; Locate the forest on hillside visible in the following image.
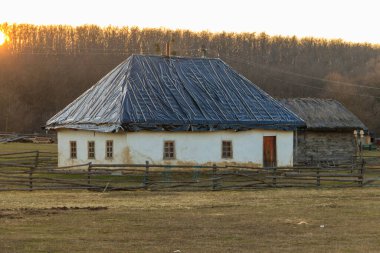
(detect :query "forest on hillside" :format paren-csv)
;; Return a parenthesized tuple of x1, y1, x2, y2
(0, 23, 379, 133)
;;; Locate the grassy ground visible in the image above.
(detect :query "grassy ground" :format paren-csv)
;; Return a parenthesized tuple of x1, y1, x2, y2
(0, 142, 57, 153)
(0, 143, 379, 252)
(363, 149, 380, 157)
(0, 188, 380, 253)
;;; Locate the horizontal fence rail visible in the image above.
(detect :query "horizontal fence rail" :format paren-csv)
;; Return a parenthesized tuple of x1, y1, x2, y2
(0, 151, 379, 191)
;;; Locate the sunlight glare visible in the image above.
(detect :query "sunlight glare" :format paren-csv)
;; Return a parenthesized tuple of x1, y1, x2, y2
(0, 31, 7, 45)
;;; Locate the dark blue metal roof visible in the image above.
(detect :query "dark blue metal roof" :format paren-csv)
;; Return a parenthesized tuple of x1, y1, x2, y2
(46, 55, 305, 132)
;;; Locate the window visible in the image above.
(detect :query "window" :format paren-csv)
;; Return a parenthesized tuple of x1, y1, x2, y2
(222, 140, 233, 159)
(106, 140, 113, 159)
(70, 141, 77, 159)
(88, 141, 95, 159)
(163, 141, 175, 160)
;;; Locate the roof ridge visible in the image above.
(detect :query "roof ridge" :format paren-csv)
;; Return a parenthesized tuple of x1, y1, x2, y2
(131, 53, 221, 61)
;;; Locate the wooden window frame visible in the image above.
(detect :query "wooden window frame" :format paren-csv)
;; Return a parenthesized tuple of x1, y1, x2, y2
(163, 141, 176, 160)
(106, 140, 113, 159)
(70, 141, 77, 159)
(88, 141, 95, 159)
(222, 140, 233, 159)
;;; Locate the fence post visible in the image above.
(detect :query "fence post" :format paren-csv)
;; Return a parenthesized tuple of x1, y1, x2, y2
(316, 166, 321, 187)
(212, 163, 218, 190)
(358, 159, 365, 187)
(143, 161, 149, 190)
(34, 151, 39, 169)
(28, 151, 39, 191)
(272, 167, 277, 187)
(29, 166, 33, 191)
(87, 162, 92, 188)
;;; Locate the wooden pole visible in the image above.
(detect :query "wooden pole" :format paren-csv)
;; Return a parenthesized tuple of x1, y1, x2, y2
(87, 162, 92, 187)
(316, 166, 321, 187)
(29, 166, 33, 191)
(34, 151, 39, 169)
(272, 167, 277, 187)
(212, 163, 218, 190)
(294, 129, 298, 164)
(144, 161, 149, 190)
(27, 151, 40, 191)
(359, 159, 365, 187)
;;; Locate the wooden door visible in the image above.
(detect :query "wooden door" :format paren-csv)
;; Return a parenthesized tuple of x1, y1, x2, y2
(263, 136, 277, 167)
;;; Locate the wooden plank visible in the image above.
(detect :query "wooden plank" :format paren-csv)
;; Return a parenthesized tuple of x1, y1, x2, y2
(263, 136, 277, 168)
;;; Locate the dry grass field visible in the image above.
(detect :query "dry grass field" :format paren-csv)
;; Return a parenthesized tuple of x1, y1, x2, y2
(1, 188, 380, 253)
(0, 142, 57, 153)
(0, 143, 379, 252)
(363, 149, 380, 157)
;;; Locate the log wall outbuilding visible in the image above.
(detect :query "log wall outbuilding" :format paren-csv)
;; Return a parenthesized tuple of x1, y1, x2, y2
(295, 130, 356, 163)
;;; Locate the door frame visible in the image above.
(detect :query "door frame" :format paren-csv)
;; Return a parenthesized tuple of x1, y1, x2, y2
(263, 136, 277, 168)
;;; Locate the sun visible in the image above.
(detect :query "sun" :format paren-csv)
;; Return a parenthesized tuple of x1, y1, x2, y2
(0, 31, 7, 45)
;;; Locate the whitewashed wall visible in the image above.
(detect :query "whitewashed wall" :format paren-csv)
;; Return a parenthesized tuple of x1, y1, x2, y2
(57, 129, 294, 167)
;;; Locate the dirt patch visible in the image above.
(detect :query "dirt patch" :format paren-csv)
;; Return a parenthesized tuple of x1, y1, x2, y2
(50, 206, 108, 211)
(0, 206, 108, 219)
(0, 211, 23, 219)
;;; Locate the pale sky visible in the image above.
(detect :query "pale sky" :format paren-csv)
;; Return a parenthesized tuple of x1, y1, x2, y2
(1, 0, 380, 44)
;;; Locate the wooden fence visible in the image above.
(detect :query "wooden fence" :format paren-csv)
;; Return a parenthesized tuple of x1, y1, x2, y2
(0, 151, 379, 191)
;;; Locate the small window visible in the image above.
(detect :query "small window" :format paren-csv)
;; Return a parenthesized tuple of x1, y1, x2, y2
(163, 141, 175, 160)
(106, 140, 113, 159)
(70, 141, 77, 159)
(88, 141, 95, 159)
(222, 140, 233, 159)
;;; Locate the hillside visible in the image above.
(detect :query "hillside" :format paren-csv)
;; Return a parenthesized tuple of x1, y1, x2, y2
(0, 23, 379, 133)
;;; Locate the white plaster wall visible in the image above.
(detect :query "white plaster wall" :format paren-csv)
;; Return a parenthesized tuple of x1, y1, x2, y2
(57, 129, 294, 167)
(57, 130, 127, 167)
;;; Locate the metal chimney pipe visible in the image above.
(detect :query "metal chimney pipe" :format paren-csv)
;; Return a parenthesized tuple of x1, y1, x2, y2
(201, 45, 207, 58)
(202, 49, 207, 58)
(166, 42, 170, 57)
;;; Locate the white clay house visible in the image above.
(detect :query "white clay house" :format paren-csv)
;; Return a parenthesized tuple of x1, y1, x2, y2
(46, 55, 304, 167)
